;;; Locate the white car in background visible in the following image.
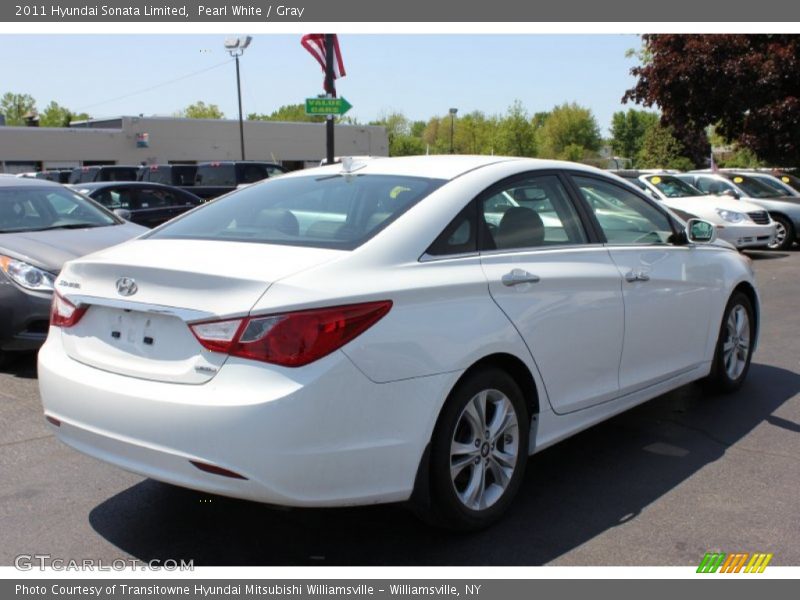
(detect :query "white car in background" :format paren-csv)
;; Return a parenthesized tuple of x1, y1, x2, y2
(628, 173, 776, 250)
(39, 156, 760, 530)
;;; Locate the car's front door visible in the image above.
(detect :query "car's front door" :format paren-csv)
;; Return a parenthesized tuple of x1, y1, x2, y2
(570, 174, 715, 394)
(478, 172, 625, 414)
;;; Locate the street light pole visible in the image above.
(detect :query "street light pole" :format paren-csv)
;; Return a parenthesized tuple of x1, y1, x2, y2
(449, 107, 458, 154)
(224, 36, 252, 161)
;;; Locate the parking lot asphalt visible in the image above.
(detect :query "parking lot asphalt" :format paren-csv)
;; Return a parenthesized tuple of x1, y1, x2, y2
(1, 249, 798, 567)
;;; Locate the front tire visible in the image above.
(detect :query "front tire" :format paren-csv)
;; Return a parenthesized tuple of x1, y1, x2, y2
(767, 215, 794, 250)
(704, 292, 755, 393)
(425, 367, 529, 530)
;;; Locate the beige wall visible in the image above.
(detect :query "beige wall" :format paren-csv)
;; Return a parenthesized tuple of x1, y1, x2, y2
(0, 116, 389, 168)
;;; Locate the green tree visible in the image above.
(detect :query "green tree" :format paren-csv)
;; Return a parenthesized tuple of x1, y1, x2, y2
(536, 102, 601, 160)
(609, 109, 659, 164)
(38, 101, 89, 127)
(454, 111, 498, 155)
(637, 124, 694, 170)
(1, 92, 36, 125)
(249, 103, 323, 123)
(496, 100, 536, 157)
(390, 135, 426, 156)
(178, 101, 224, 119)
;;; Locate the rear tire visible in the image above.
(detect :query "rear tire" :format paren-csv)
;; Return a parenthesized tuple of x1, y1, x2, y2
(703, 292, 755, 393)
(423, 367, 529, 531)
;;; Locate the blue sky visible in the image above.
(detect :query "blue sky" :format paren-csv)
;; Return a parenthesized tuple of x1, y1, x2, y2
(0, 34, 644, 135)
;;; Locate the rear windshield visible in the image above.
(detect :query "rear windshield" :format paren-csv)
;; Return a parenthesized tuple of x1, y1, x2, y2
(196, 164, 235, 186)
(101, 168, 139, 182)
(148, 174, 444, 250)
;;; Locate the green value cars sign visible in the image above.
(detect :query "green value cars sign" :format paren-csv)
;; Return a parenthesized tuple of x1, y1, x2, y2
(305, 97, 353, 116)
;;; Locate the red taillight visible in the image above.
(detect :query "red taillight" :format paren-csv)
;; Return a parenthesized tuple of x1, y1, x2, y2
(50, 293, 88, 328)
(190, 301, 392, 367)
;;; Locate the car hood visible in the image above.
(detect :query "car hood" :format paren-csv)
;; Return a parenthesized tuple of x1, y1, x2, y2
(0, 222, 146, 273)
(661, 195, 767, 216)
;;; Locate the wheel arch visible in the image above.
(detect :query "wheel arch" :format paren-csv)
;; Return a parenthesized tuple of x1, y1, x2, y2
(732, 280, 760, 346)
(409, 352, 540, 519)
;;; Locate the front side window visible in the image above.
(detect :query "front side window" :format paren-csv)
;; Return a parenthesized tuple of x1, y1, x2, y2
(695, 176, 735, 196)
(480, 175, 587, 251)
(572, 176, 673, 245)
(149, 174, 444, 250)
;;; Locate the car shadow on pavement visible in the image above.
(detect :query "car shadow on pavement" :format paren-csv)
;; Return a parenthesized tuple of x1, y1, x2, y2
(0, 353, 37, 379)
(88, 362, 800, 566)
(743, 250, 790, 260)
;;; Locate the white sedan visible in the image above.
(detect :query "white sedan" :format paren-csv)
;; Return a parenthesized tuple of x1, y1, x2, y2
(629, 174, 776, 250)
(39, 156, 760, 529)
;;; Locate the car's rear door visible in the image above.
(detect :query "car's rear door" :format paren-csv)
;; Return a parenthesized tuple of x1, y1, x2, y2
(478, 172, 625, 414)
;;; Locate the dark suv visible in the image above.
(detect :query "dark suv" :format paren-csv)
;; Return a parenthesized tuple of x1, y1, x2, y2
(191, 161, 287, 200)
(68, 165, 140, 184)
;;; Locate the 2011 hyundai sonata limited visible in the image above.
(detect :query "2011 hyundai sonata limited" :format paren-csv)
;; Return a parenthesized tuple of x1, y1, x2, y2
(39, 156, 759, 529)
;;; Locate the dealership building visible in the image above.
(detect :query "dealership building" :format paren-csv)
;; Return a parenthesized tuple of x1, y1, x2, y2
(0, 116, 389, 173)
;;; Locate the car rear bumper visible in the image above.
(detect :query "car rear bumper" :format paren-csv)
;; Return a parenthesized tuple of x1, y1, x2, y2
(717, 222, 776, 249)
(0, 279, 51, 352)
(38, 333, 453, 507)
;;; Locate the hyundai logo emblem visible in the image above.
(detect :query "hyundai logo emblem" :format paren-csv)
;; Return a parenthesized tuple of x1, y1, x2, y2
(116, 277, 138, 297)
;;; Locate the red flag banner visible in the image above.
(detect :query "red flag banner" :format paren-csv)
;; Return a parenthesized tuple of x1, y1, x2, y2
(301, 33, 346, 95)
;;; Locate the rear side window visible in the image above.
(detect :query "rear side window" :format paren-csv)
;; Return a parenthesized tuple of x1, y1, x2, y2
(149, 174, 444, 250)
(196, 164, 235, 186)
(481, 175, 587, 250)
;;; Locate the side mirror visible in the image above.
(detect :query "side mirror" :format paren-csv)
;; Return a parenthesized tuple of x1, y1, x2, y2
(113, 208, 132, 221)
(722, 189, 741, 199)
(686, 218, 717, 244)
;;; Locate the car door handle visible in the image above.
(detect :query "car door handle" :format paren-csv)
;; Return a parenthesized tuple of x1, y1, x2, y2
(502, 269, 541, 286)
(625, 270, 650, 282)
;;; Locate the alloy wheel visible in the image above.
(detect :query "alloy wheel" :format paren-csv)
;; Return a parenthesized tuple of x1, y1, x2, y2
(449, 389, 520, 511)
(723, 304, 751, 381)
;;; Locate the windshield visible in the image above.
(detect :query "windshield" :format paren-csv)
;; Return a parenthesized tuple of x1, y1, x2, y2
(644, 175, 703, 198)
(752, 175, 796, 196)
(727, 174, 783, 198)
(148, 174, 444, 250)
(0, 186, 118, 233)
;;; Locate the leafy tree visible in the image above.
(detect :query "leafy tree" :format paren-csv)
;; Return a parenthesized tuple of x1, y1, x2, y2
(454, 111, 499, 155)
(609, 109, 659, 164)
(536, 102, 601, 160)
(409, 120, 427, 138)
(390, 135, 426, 156)
(39, 101, 89, 127)
(637, 124, 694, 170)
(624, 34, 800, 165)
(249, 103, 323, 123)
(496, 100, 536, 157)
(178, 101, 224, 119)
(1, 92, 36, 125)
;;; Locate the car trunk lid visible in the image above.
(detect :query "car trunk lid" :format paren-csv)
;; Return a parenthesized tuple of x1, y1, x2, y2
(56, 239, 344, 384)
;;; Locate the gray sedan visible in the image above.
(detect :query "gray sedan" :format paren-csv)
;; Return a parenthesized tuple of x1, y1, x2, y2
(0, 178, 145, 365)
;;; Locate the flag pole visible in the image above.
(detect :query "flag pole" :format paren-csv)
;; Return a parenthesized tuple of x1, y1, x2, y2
(325, 34, 335, 165)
